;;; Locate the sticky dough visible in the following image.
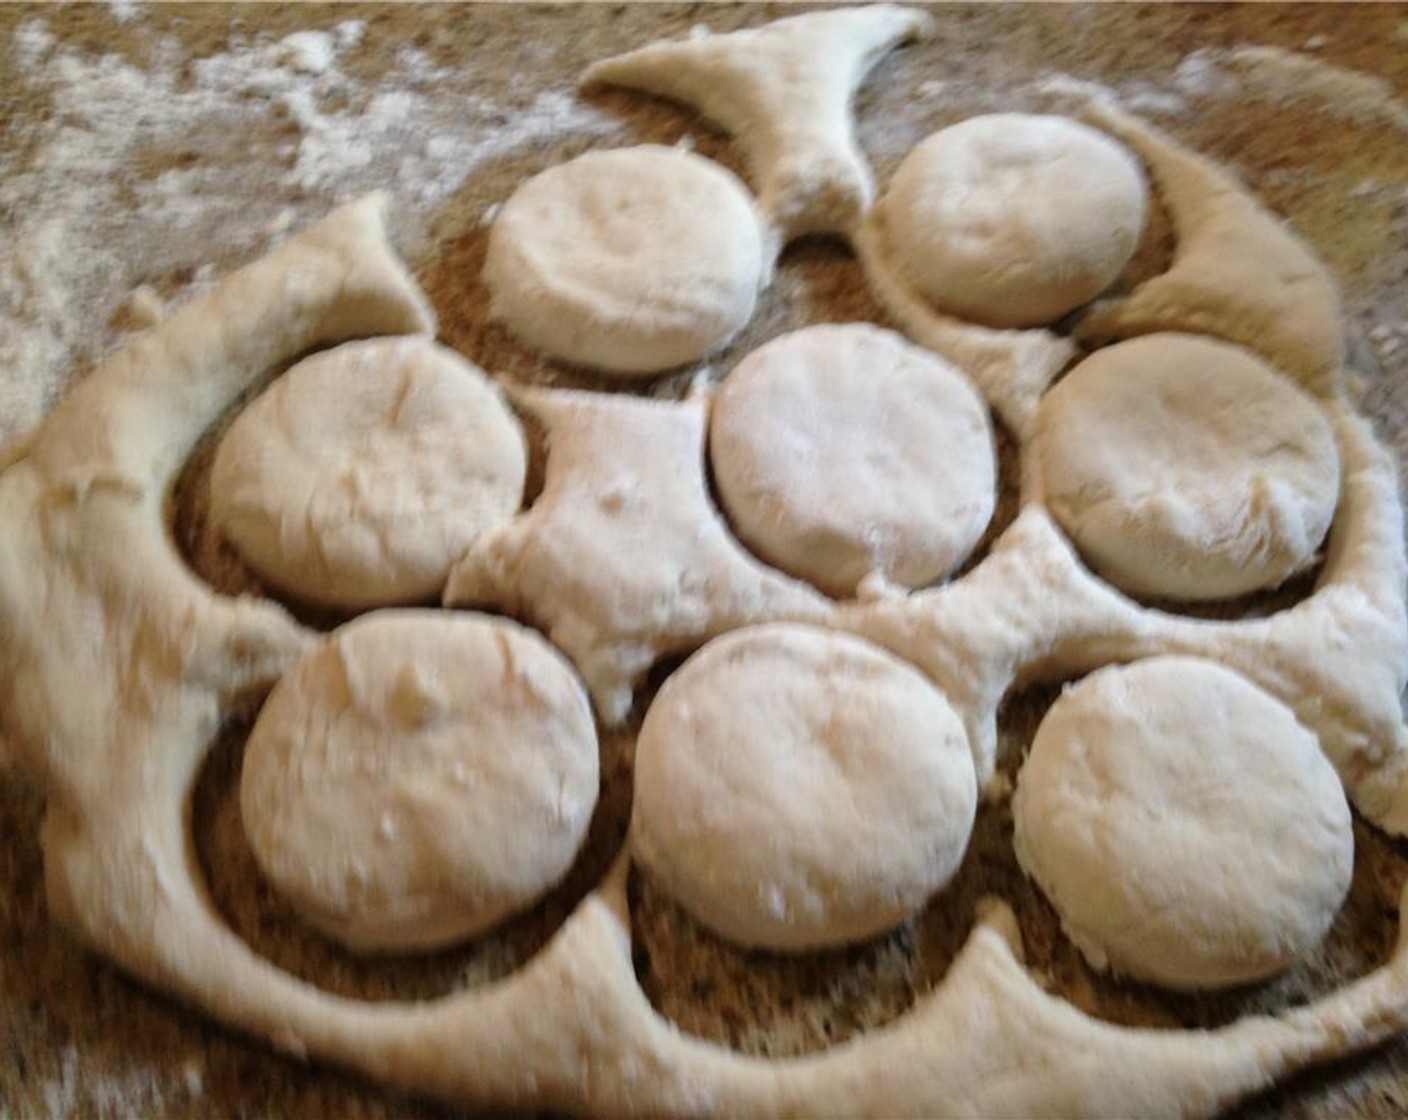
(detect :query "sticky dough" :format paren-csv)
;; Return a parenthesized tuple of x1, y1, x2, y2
(1013, 656, 1353, 989)
(240, 610, 598, 953)
(875, 113, 1147, 328)
(210, 337, 525, 609)
(632, 623, 976, 951)
(484, 145, 767, 375)
(709, 323, 996, 598)
(1029, 332, 1340, 601)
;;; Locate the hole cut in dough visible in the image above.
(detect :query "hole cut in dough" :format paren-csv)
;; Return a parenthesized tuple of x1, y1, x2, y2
(1029, 332, 1340, 602)
(1012, 656, 1353, 990)
(483, 145, 767, 376)
(874, 113, 1147, 329)
(210, 337, 525, 610)
(239, 610, 599, 954)
(631, 623, 977, 952)
(708, 323, 996, 599)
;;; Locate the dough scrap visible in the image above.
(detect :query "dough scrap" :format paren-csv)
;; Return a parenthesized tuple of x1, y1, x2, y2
(709, 323, 996, 598)
(241, 610, 598, 953)
(445, 389, 832, 723)
(1, 10, 1408, 1117)
(1076, 101, 1345, 395)
(876, 113, 1148, 328)
(211, 337, 526, 609)
(1029, 332, 1340, 601)
(484, 145, 766, 376)
(1013, 656, 1353, 989)
(582, 5, 932, 239)
(632, 623, 976, 951)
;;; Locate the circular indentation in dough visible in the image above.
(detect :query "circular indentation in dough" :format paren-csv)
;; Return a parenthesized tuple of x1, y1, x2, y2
(708, 323, 996, 598)
(483, 145, 767, 376)
(210, 337, 526, 610)
(632, 623, 977, 952)
(240, 610, 599, 954)
(1012, 656, 1353, 990)
(876, 113, 1147, 328)
(1030, 333, 1340, 602)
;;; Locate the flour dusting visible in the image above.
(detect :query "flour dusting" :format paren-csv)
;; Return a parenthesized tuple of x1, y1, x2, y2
(37, 1044, 174, 1120)
(0, 18, 621, 445)
(1177, 46, 1408, 131)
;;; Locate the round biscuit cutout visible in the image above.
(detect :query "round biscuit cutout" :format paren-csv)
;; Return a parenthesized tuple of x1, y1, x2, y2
(483, 145, 767, 376)
(1030, 332, 1340, 602)
(210, 337, 526, 610)
(876, 113, 1147, 328)
(631, 623, 978, 952)
(708, 323, 997, 599)
(239, 610, 599, 954)
(1012, 656, 1353, 990)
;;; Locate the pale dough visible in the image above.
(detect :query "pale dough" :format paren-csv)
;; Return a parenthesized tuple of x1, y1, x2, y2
(210, 337, 525, 609)
(3, 9, 1408, 1117)
(582, 6, 933, 239)
(483, 145, 766, 375)
(632, 623, 977, 951)
(875, 113, 1147, 328)
(1030, 332, 1340, 601)
(1012, 656, 1353, 989)
(1076, 101, 1345, 396)
(708, 323, 996, 598)
(240, 610, 599, 953)
(445, 390, 831, 725)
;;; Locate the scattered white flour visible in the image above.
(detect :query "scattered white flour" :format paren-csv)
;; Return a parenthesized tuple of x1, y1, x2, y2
(12, 18, 54, 69)
(1369, 322, 1408, 361)
(1177, 46, 1408, 132)
(1110, 81, 1188, 117)
(37, 1043, 173, 1120)
(276, 30, 338, 76)
(1173, 50, 1245, 100)
(0, 19, 621, 446)
(108, 0, 141, 26)
(0, 223, 72, 443)
(181, 1058, 206, 1098)
(1031, 73, 1187, 118)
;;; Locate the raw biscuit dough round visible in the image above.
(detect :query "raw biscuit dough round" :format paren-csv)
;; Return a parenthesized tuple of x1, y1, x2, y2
(483, 145, 767, 375)
(1030, 332, 1340, 601)
(210, 337, 526, 610)
(1012, 656, 1353, 990)
(876, 113, 1147, 328)
(708, 323, 996, 598)
(632, 623, 977, 951)
(240, 610, 599, 953)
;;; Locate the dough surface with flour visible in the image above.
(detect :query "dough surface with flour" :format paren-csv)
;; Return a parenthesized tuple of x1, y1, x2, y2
(240, 610, 599, 953)
(1012, 656, 1353, 989)
(5, 7, 1408, 1118)
(1030, 332, 1340, 601)
(484, 145, 767, 375)
(210, 337, 525, 609)
(631, 623, 977, 951)
(708, 323, 996, 598)
(875, 113, 1147, 328)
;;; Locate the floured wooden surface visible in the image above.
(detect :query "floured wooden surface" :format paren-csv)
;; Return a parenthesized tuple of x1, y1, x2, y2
(2, 3, 1408, 1117)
